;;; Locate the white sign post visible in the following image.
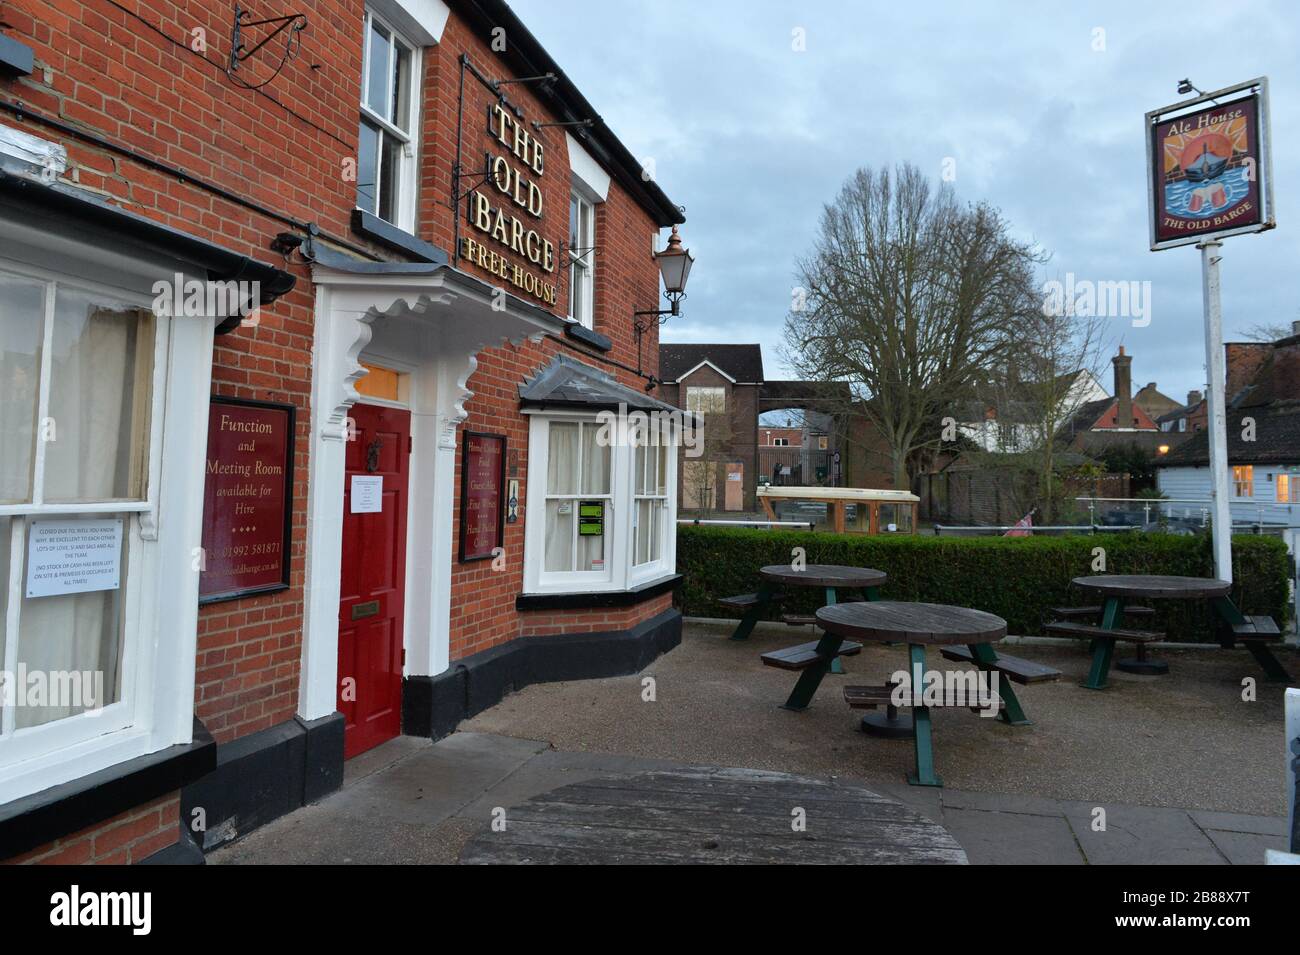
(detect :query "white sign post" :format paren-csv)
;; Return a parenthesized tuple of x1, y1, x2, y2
(1146, 77, 1275, 582)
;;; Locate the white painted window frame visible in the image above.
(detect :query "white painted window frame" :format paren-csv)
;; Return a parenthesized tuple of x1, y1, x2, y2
(523, 410, 677, 595)
(358, 7, 422, 232)
(0, 235, 206, 806)
(568, 189, 596, 329)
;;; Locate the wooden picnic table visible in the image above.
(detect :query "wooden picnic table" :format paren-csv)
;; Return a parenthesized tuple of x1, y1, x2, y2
(457, 767, 967, 864)
(1071, 574, 1292, 688)
(753, 564, 887, 674)
(817, 601, 1017, 788)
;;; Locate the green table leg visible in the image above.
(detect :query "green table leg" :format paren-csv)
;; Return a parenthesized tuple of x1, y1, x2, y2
(729, 582, 773, 641)
(780, 631, 844, 711)
(1082, 596, 1122, 690)
(825, 587, 844, 674)
(968, 643, 1030, 725)
(906, 643, 941, 787)
(863, 586, 881, 601)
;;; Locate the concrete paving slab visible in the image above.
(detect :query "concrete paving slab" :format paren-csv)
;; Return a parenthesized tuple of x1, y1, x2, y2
(940, 807, 1084, 864)
(1204, 828, 1288, 865)
(939, 787, 1072, 818)
(1063, 804, 1227, 865)
(1188, 810, 1289, 836)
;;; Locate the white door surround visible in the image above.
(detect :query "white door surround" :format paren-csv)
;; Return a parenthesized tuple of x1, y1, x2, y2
(298, 263, 563, 722)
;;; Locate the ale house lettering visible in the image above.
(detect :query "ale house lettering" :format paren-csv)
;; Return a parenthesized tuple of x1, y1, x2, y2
(460, 102, 559, 306)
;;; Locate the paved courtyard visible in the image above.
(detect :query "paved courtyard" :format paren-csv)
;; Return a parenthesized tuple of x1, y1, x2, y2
(213, 623, 1294, 864)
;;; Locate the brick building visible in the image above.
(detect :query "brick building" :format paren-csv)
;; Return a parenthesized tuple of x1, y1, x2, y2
(0, 0, 686, 863)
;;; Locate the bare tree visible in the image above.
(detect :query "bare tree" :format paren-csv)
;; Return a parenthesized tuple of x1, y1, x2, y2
(783, 164, 1043, 487)
(1240, 321, 1290, 343)
(994, 285, 1111, 520)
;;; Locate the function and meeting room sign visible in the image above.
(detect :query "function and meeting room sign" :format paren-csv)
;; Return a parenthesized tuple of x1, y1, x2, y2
(199, 397, 295, 603)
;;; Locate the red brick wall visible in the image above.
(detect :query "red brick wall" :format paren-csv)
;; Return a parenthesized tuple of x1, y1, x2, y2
(3, 0, 673, 770)
(4, 794, 180, 865)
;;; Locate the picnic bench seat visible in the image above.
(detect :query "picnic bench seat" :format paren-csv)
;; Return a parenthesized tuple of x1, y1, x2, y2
(718, 592, 782, 611)
(938, 645, 1062, 684)
(761, 639, 862, 671)
(781, 613, 818, 626)
(843, 683, 1005, 714)
(1043, 620, 1163, 643)
(1050, 605, 1154, 619)
(1231, 614, 1282, 640)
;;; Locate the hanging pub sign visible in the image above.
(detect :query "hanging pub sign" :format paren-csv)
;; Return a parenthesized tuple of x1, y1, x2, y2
(459, 432, 507, 561)
(1146, 78, 1275, 250)
(200, 397, 294, 603)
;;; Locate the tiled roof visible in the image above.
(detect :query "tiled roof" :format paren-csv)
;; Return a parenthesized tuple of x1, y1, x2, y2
(1159, 400, 1300, 466)
(659, 343, 765, 383)
(519, 355, 682, 413)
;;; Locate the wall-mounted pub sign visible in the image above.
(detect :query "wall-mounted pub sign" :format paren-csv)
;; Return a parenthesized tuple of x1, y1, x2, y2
(460, 432, 507, 561)
(1147, 79, 1274, 250)
(200, 397, 294, 603)
(459, 101, 559, 306)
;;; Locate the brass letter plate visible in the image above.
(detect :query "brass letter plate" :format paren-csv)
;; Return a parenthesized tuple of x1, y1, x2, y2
(351, 599, 380, 621)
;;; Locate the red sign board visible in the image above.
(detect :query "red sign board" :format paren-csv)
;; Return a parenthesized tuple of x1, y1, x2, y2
(459, 432, 506, 562)
(200, 398, 295, 602)
(1149, 91, 1269, 249)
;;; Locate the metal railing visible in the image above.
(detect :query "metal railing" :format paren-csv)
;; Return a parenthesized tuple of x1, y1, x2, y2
(933, 524, 1140, 537)
(677, 518, 816, 531)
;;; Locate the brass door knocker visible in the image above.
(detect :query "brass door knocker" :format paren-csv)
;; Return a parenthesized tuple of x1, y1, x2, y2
(366, 436, 383, 472)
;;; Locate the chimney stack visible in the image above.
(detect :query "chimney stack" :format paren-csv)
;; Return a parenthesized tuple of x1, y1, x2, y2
(1292, 319, 1300, 336)
(1187, 389, 1203, 406)
(1113, 346, 1133, 428)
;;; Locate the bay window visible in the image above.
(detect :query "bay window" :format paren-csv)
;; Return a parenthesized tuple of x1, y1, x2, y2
(357, 9, 419, 229)
(524, 412, 676, 594)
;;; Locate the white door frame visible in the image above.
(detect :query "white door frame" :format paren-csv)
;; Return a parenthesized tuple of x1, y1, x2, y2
(297, 264, 558, 722)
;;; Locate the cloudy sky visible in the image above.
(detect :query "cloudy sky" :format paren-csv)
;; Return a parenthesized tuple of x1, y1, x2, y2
(512, 0, 1298, 402)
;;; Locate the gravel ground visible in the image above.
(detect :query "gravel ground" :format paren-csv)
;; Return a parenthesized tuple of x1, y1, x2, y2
(464, 623, 1293, 815)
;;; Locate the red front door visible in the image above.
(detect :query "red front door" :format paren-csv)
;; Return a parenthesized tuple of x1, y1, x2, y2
(338, 403, 410, 758)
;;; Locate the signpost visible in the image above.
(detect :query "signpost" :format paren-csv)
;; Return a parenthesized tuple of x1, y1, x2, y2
(1146, 77, 1275, 582)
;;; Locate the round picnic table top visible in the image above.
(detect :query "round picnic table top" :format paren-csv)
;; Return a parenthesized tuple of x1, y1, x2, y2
(759, 563, 887, 589)
(457, 767, 966, 864)
(816, 600, 1007, 646)
(1072, 574, 1232, 599)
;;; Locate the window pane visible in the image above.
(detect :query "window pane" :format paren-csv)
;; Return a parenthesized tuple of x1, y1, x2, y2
(378, 132, 400, 224)
(366, 19, 390, 117)
(391, 40, 411, 130)
(356, 120, 380, 213)
(0, 273, 44, 503)
(649, 500, 663, 562)
(655, 443, 668, 495)
(547, 422, 578, 494)
(45, 291, 153, 502)
(0, 518, 9, 675)
(635, 499, 651, 564)
(569, 194, 579, 252)
(544, 500, 573, 572)
(580, 424, 609, 495)
(16, 516, 125, 728)
(577, 516, 604, 571)
(634, 441, 647, 495)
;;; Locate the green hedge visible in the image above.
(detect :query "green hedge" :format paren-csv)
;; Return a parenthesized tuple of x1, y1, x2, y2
(675, 526, 1290, 641)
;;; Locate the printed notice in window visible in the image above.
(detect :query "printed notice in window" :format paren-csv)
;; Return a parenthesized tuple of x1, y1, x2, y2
(25, 518, 123, 598)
